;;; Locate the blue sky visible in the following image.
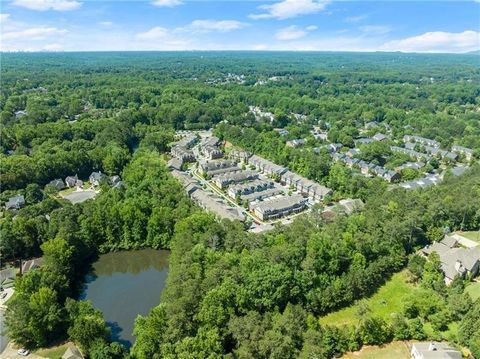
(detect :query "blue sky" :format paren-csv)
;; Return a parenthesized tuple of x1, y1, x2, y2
(1, 0, 479, 52)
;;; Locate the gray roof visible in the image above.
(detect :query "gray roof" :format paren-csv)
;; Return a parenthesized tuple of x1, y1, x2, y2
(411, 342, 461, 359)
(5, 194, 25, 210)
(450, 166, 467, 177)
(191, 189, 245, 221)
(167, 157, 183, 170)
(62, 346, 83, 359)
(253, 194, 306, 214)
(373, 133, 388, 141)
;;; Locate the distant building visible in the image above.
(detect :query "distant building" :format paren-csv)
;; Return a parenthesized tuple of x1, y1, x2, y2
(14, 110, 27, 119)
(404, 135, 440, 148)
(89, 171, 106, 187)
(202, 136, 220, 147)
(411, 342, 461, 359)
(249, 155, 287, 178)
(176, 134, 198, 149)
(62, 346, 84, 359)
(213, 170, 258, 189)
(338, 198, 364, 214)
(286, 139, 305, 148)
(65, 175, 81, 188)
(171, 145, 195, 162)
(421, 235, 480, 285)
(253, 194, 307, 221)
(191, 188, 245, 222)
(49, 178, 65, 191)
(274, 128, 289, 136)
(199, 160, 239, 177)
(109, 175, 122, 187)
(230, 150, 251, 163)
(227, 179, 274, 199)
(452, 145, 474, 161)
(355, 138, 373, 146)
(202, 145, 223, 160)
(372, 133, 388, 141)
(346, 148, 361, 158)
(5, 194, 25, 210)
(167, 157, 183, 171)
(21, 257, 44, 274)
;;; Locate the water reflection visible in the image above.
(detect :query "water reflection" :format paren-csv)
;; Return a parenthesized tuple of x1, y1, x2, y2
(81, 249, 169, 348)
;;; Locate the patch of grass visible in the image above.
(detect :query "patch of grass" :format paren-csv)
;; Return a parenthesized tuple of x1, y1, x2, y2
(341, 341, 411, 359)
(456, 231, 480, 243)
(320, 270, 417, 326)
(465, 282, 480, 301)
(35, 342, 73, 359)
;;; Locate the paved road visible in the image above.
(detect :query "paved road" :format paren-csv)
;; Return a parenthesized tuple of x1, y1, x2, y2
(1, 309, 8, 354)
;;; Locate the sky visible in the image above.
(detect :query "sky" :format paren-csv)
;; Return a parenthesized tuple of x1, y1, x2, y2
(0, 0, 479, 53)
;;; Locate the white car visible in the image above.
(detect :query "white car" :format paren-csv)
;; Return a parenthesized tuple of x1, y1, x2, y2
(17, 349, 30, 356)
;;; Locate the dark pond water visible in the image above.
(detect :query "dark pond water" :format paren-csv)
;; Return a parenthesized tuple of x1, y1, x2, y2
(81, 249, 169, 348)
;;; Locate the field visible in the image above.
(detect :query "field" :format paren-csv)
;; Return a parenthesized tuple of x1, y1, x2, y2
(320, 270, 417, 326)
(341, 341, 411, 359)
(465, 282, 480, 301)
(455, 231, 480, 243)
(35, 342, 74, 358)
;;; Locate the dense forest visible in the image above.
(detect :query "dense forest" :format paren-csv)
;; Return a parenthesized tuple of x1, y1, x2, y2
(1, 52, 479, 358)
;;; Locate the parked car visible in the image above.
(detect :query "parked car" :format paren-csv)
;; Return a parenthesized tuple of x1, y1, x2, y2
(0, 292, 7, 299)
(17, 349, 30, 356)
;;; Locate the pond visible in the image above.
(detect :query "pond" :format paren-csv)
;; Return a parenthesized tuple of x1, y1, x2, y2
(81, 249, 169, 348)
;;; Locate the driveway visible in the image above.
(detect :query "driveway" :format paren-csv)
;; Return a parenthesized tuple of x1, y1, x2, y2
(63, 190, 97, 204)
(1, 342, 43, 359)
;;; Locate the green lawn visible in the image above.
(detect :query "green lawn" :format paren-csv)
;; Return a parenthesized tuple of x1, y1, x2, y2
(320, 270, 417, 326)
(456, 230, 480, 243)
(35, 343, 73, 359)
(465, 282, 480, 301)
(342, 341, 411, 359)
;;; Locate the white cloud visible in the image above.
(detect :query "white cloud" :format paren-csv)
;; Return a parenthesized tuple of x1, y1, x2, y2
(276, 25, 318, 40)
(0, 13, 10, 22)
(276, 25, 306, 40)
(360, 25, 392, 35)
(12, 0, 81, 11)
(42, 43, 63, 51)
(345, 14, 368, 23)
(249, 0, 330, 20)
(99, 21, 113, 27)
(151, 0, 183, 7)
(382, 30, 480, 53)
(184, 20, 248, 33)
(3, 26, 67, 40)
(136, 26, 170, 40)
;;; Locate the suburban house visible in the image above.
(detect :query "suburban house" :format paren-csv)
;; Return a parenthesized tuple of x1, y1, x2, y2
(167, 157, 183, 171)
(213, 170, 258, 189)
(230, 150, 251, 163)
(248, 155, 288, 178)
(274, 128, 289, 136)
(411, 342, 461, 359)
(109, 175, 122, 187)
(62, 346, 84, 359)
(404, 135, 441, 148)
(176, 134, 198, 149)
(49, 178, 66, 191)
(21, 257, 44, 274)
(202, 145, 223, 159)
(199, 160, 239, 177)
(346, 148, 361, 158)
(286, 139, 305, 148)
(253, 194, 308, 221)
(14, 110, 27, 119)
(227, 179, 274, 199)
(452, 145, 474, 161)
(355, 138, 374, 145)
(65, 175, 80, 188)
(191, 188, 245, 222)
(424, 146, 458, 161)
(372, 133, 388, 141)
(5, 194, 25, 210)
(421, 235, 480, 284)
(327, 143, 343, 153)
(338, 198, 364, 214)
(171, 145, 195, 162)
(89, 171, 106, 187)
(391, 146, 431, 161)
(395, 161, 425, 171)
(202, 136, 220, 147)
